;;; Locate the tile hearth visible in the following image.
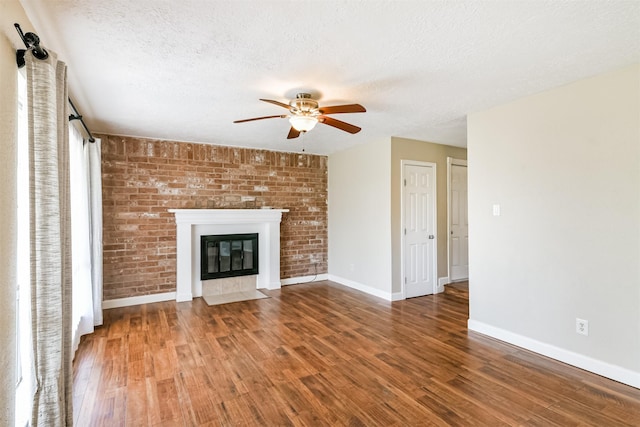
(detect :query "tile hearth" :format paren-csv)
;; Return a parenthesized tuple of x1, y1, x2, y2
(201, 275, 269, 306)
(202, 290, 269, 306)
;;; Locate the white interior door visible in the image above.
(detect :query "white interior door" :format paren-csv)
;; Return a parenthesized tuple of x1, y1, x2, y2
(403, 163, 436, 298)
(449, 163, 468, 281)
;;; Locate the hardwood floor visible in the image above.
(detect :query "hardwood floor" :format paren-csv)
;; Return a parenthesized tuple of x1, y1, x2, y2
(73, 281, 640, 426)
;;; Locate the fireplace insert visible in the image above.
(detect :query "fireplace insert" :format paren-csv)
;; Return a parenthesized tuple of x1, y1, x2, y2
(200, 233, 259, 280)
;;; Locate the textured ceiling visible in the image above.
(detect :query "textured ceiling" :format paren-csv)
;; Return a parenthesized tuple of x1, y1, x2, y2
(19, 0, 640, 155)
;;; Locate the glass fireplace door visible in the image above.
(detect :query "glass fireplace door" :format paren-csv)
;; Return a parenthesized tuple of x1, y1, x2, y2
(201, 233, 258, 280)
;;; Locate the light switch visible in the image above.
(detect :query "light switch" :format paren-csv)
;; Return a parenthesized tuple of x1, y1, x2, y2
(492, 204, 501, 216)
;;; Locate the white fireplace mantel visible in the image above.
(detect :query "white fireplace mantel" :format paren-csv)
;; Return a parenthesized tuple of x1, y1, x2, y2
(168, 209, 289, 302)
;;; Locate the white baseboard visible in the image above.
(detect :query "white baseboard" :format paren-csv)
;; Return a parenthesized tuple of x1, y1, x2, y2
(281, 274, 329, 286)
(437, 276, 449, 293)
(328, 275, 394, 301)
(391, 292, 404, 301)
(102, 291, 177, 309)
(468, 319, 640, 389)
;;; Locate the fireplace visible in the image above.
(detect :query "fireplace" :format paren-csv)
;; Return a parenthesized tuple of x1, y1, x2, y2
(201, 233, 258, 280)
(168, 209, 289, 302)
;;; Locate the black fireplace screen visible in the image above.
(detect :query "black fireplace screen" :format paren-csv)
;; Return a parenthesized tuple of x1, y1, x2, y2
(200, 233, 259, 280)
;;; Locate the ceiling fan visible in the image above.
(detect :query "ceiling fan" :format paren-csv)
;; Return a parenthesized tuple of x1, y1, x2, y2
(234, 93, 366, 139)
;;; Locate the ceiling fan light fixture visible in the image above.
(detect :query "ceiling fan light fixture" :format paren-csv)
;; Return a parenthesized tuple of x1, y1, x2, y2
(289, 115, 318, 132)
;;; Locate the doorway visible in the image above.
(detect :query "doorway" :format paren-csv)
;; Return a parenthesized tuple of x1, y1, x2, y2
(447, 158, 468, 282)
(401, 161, 437, 298)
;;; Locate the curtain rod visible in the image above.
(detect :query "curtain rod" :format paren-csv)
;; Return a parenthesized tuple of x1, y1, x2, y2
(14, 23, 96, 143)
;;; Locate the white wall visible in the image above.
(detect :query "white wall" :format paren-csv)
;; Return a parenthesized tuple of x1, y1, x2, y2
(467, 64, 640, 387)
(328, 138, 393, 299)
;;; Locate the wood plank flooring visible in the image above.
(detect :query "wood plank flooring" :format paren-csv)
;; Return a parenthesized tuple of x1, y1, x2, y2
(73, 281, 640, 426)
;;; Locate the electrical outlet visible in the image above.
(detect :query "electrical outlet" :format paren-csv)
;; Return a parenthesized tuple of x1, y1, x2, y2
(349, 263, 355, 272)
(576, 318, 589, 336)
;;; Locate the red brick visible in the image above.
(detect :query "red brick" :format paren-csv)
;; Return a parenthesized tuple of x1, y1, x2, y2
(100, 134, 327, 300)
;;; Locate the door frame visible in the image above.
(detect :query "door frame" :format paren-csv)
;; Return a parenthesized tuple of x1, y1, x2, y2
(447, 157, 468, 283)
(400, 160, 437, 299)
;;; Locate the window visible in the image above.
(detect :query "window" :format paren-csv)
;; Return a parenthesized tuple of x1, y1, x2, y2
(15, 70, 33, 427)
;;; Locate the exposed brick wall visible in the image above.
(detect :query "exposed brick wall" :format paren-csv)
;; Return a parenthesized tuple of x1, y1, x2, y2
(100, 134, 327, 301)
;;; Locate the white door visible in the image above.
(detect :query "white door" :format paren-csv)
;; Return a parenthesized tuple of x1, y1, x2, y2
(403, 163, 436, 298)
(449, 164, 468, 281)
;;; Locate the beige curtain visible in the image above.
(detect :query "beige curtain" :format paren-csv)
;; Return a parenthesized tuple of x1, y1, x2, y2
(26, 50, 73, 426)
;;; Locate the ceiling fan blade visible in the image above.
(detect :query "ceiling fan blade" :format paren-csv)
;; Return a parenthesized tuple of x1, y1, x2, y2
(233, 114, 287, 123)
(319, 116, 362, 134)
(287, 127, 301, 139)
(260, 99, 291, 110)
(319, 104, 366, 115)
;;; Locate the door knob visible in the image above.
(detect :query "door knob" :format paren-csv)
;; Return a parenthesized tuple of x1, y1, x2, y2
(428, 234, 435, 239)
